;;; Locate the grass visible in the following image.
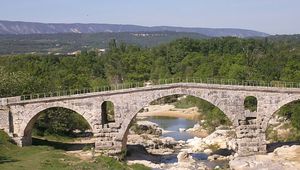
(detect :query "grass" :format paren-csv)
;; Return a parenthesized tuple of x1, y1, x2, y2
(0, 130, 150, 170)
(33, 134, 78, 143)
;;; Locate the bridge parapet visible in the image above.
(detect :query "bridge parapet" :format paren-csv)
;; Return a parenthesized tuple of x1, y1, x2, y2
(5, 81, 300, 106)
(1, 97, 21, 106)
(5, 78, 299, 103)
(1, 98, 7, 106)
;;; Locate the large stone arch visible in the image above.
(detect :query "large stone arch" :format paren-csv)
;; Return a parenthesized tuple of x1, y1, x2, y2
(18, 102, 95, 146)
(115, 87, 237, 144)
(262, 94, 300, 131)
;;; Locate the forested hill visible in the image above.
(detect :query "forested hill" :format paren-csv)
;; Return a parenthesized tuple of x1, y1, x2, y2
(0, 32, 208, 55)
(0, 36, 299, 98)
(0, 20, 269, 37)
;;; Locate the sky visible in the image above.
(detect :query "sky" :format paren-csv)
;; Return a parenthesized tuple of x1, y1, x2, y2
(0, 0, 299, 35)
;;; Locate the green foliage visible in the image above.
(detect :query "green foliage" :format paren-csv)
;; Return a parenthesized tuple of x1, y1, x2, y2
(1, 36, 300, 98)
(244, 96, 258, 112)
(1, 36, 300, 139)
(277, 100, 300, 131)
(203, 107, 231, 133)
(150, 95, 182, 105)
(0, 67, 33, 97)
(175, 96, 231, 132)
(267, 100, 300, 142)
(0, 32, 208, 55)
(101, 101, 115, 122)
(33, 107, 91, 137)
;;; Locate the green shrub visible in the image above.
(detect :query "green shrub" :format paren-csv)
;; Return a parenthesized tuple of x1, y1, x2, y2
(175, 96, 231, 132)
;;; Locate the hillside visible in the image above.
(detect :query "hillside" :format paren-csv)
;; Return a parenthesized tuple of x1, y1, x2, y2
(0, 31, 208, 55)
(0, 20, 269, 37)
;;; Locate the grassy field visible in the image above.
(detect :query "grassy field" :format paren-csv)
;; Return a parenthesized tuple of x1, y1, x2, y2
(0, 131, 150, 170)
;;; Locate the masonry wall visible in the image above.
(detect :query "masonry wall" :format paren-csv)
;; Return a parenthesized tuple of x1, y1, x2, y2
(0, 105, 10, 134)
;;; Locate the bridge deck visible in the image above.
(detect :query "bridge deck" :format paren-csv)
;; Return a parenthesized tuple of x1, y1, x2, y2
(2, 81, 300, 105)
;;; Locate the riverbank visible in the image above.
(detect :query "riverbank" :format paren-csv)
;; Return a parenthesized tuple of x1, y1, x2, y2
(137, 104, 200, 120)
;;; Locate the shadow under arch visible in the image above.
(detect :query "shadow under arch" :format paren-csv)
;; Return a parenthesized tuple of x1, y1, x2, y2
(22, 106, 93, 146)
(118, 93, 233, 148)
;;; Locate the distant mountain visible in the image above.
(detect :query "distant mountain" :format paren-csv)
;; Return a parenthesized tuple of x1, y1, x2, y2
(0, 20, 269, 38)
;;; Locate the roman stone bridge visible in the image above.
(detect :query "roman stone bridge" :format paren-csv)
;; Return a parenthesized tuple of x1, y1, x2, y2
(1, 80, 300, 156)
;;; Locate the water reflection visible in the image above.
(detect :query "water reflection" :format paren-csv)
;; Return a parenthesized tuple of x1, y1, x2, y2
(145, 116, 196, 141)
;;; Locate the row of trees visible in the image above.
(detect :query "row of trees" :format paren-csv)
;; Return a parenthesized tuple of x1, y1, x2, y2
(1, 36, 300, 138)
(1, 37, 299, 98)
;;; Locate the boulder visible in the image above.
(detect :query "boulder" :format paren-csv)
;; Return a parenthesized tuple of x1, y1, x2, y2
(229, 145, 300, 170)
(186, 123, 201, 132)
(132, 120, 163, 135)
(179, 128, 186, 132)
(161, 137, 178, 148)
(203, 148, 213, 155)
(177, 151, 195, 164)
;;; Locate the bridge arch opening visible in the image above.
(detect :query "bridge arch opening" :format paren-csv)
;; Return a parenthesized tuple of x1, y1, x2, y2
(244, 96, 258, 112)
(101, 101, 115, 127)
(124, 94, 235, 160)
(266, 99, 300, 152)
(23, 107, 93, 148)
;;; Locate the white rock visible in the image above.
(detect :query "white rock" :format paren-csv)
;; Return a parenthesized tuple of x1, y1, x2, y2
(208, 154, 220, 161)
(186, 123, 201, 132)
(214, 165, 220, 169)
(179, 128, 186, 132)
(229, 145, 300, 170)
(177, 151, 195, 164)
(203, 148, 213, 155)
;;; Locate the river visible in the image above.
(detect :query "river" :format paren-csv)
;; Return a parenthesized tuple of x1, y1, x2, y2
(146, 116, 196, 141)
(138, 116, 229, 169)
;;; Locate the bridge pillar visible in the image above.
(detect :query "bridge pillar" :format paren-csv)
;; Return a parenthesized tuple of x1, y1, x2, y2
(235, 111, 266, 156)
(12, 135, 32, 147)
(94, 122, 124, 155)
(0, 105, 10, 134)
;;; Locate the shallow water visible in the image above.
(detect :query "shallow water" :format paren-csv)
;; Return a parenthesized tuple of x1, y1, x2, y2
(142, 116, 229, 169)
(145, 116, 196, 141)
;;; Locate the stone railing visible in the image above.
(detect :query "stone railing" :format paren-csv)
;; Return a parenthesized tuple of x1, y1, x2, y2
(4, 78, 300, 102)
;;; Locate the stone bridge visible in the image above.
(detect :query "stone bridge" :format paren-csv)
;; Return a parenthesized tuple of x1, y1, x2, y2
(1, 82, 300, 156)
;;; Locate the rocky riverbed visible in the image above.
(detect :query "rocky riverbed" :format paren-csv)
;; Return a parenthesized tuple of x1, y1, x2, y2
(230, 145, 300, 170)
(125, 104, 300, 170)
(126, 119, 233, 170)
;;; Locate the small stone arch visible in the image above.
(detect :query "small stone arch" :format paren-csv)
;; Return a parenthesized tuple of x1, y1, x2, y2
(101, 101, 115, 127)
(244, 96, 258, 112)
(20, 104, 94, 146)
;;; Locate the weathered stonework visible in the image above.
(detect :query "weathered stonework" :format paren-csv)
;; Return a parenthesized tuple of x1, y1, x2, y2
(0, 105, 10, 135)
(1, 83, 300, 156)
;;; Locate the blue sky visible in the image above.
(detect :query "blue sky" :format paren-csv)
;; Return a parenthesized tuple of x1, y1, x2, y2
(0, 0, 299, 34)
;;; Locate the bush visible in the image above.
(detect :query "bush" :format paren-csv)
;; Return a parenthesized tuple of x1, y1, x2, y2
(34, 107, 91, 138)
(175, 96, 231, 132)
